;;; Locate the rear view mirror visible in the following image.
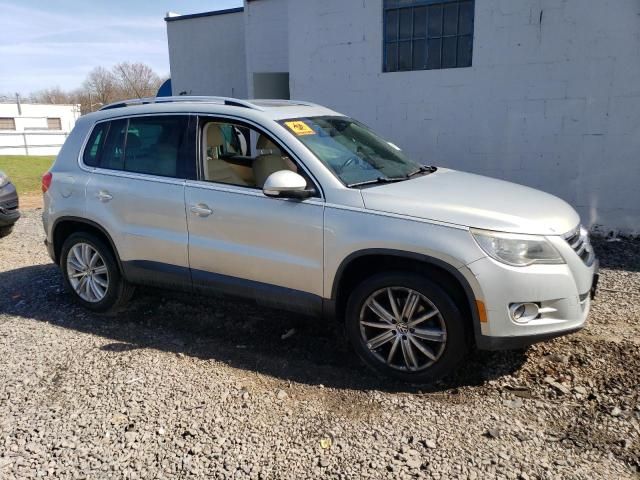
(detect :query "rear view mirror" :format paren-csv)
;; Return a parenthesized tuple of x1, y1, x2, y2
(263, 170, 315, 199)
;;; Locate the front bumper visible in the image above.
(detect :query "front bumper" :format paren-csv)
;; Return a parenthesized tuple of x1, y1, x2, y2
(476, 325, 585, 350)
(0, 183, 20, 227)
(468, 235, 598, 350)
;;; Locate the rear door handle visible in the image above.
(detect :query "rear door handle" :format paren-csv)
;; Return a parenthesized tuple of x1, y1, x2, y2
(97, 190, 113, 202)
(190, 203, 213, 217)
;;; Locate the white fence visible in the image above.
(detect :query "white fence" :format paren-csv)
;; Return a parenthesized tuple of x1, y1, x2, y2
(0, 131, 69, 156)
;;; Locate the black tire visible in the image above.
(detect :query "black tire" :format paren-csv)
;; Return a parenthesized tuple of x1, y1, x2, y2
(60, 232, 134, 312)
(0, 225, 13, 238)
(345, 272, 468, 384)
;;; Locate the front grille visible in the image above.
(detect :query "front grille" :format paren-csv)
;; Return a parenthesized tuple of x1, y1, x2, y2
(564, 225, 595, 266)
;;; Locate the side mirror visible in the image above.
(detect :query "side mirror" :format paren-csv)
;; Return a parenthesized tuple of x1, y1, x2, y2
(263, 170, 315, 199)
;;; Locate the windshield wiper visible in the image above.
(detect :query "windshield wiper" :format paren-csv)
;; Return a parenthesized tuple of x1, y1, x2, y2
(347, 166, 437, 188)
(406, 165, 437, 178)
(347, 176, 408, 188)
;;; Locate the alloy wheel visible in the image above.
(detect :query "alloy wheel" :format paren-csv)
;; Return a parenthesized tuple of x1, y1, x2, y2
(359, 287, 447, 372)
(66, 243, 109, 303)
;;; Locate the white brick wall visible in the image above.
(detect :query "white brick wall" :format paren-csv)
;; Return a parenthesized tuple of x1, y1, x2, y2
(244, 0, 289, 97)
(288, 0, 640, 235)
(167, 11, 248, 98)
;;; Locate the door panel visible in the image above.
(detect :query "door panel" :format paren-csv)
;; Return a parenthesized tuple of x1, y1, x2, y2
(185, 182, 324, 299)
(82, 114, 196, 287)
(85, 172, 190, 281)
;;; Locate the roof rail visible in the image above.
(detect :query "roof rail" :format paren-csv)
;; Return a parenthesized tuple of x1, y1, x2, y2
(99, 96, 263, 111)
(248, 99, 321, 108)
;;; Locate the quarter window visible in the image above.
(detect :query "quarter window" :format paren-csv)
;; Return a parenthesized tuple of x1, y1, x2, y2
(83, 122, 109, 167)
(383, 0, 474, 72)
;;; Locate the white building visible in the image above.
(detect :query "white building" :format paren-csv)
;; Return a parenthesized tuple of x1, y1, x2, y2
(0, 102, 81, 156)
(165, 0, 640, 235)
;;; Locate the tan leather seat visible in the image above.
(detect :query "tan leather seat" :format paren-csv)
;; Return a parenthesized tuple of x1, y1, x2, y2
(205, 124, 247, 186)
(253, 136, 297, 188)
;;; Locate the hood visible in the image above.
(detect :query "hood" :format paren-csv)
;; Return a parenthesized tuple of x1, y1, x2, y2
(360, 168, 579, 235)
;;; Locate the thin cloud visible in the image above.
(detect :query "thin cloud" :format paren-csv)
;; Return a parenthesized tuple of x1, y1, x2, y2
(0, 42, 167, 57)
(0, 2, 169, 93)
(0, 3, 162, 42)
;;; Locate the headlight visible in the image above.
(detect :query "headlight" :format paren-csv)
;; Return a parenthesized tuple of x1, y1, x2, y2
(0, 171, 8, 188)
(472, 229, 564, 266)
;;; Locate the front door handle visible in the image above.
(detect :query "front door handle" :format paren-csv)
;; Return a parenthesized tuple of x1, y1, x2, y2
(190, 203, 213, 217)
(97, 190, 113, 202)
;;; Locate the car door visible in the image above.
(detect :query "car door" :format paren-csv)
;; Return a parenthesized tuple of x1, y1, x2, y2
(84, 114, 196, 287)
(185, 117, 324, 314)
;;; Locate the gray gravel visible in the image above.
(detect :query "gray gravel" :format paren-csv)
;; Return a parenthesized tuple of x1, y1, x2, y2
(0, 209, 638, 479)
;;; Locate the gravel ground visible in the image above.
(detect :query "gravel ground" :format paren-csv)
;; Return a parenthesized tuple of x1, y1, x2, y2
(0, 209, 638, 479)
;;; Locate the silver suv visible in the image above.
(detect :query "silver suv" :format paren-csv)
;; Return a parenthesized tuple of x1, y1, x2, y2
(42, 97, 598, 383)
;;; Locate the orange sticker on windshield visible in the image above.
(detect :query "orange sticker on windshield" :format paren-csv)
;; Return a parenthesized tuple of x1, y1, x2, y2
(285, 121, 315, 136)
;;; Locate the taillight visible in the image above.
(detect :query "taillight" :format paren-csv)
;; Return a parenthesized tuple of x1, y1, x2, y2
(42, 172, 52, 193)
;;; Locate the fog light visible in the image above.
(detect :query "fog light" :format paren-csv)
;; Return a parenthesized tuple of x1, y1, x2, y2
(509, 303, 539, 323)
(512, 304, 526, 320)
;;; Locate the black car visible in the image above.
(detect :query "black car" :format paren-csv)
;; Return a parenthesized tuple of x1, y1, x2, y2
(0, 170, 20, 237)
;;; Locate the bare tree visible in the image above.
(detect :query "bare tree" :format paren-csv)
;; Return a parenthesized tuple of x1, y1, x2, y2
(83, 66, 117, 107)
(29, 87, 72, 104)
(20, 62, 164, 114)
(112, 62, 162, 99)
(68, 88, 93, 115)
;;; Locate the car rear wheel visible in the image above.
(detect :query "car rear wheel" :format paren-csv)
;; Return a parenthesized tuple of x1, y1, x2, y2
(60, 232, 134, 312)
(345, 272, 468, 384)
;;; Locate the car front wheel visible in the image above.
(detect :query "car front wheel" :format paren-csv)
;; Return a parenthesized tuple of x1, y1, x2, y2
(345, 272, 468, 384)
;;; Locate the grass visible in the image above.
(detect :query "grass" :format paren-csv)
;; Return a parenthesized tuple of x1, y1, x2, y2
(0, 155, 55, 195)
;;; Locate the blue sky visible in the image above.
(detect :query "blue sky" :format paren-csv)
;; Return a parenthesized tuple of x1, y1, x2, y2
(0, 0, 242, 95)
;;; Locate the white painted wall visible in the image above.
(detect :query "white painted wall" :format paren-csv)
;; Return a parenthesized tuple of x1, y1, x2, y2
(244, 0, 290, 97)
(165, 0, 640, 234)
(288, 0, 640, 235)
(166, 11, 248, 98)
(0, 103, 80, 156)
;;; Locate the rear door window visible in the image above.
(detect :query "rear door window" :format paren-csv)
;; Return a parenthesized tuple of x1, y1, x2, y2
(124, 116, 189, 178)
(86, 115, 195, 179)
(100, 119, 127, 171)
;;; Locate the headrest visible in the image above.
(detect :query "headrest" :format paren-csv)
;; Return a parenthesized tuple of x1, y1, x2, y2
(256, 135, 279, 154)
(206, 124, 224, 147)
(126, 133, 142, 149)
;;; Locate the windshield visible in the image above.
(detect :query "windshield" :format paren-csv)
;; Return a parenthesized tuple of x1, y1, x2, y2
(279, 116, 429, 187)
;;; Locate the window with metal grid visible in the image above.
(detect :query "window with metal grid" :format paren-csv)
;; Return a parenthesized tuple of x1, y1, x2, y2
(383, 0, 474, 72)
(0, 118, 16, 130)
(47, 117, 62, 130)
